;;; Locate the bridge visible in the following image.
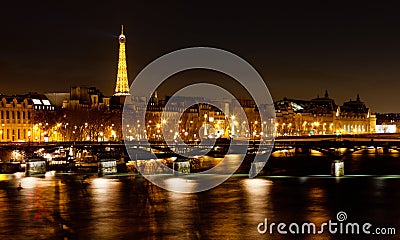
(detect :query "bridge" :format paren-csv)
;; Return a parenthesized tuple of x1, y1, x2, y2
(1, 133, 399, 160)
(274, 133, 400, 156)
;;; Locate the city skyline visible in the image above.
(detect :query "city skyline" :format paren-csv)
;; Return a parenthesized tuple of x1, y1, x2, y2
(0, 2, 399, 237)
(1, 2, 400, 113)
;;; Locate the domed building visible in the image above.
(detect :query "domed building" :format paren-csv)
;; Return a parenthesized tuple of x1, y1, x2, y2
(274, 91, 376, 136)
(338, 94, 376, 134)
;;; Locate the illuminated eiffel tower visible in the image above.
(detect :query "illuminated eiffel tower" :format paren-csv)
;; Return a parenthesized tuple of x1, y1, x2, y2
(114, 25, 130, 96)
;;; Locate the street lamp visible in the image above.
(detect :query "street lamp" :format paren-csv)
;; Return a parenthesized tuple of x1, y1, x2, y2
(99, 132, 104, 142)
(184, 131, 188, 141)
(64, 123, 69, 142)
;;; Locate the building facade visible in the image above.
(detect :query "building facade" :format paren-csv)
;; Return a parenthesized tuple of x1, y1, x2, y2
(0, 93, 54, 142)
(375, 113, 400, 133)
(122, 94, 230, 141)
(274, 91, 376, 136)
(57, 86, 110, 110)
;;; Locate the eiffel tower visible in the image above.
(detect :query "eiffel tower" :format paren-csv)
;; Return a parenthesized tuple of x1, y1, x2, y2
(114, 25, 130, 96)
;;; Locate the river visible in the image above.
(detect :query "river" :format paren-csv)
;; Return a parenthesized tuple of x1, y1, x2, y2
(0, 153, 399, 239)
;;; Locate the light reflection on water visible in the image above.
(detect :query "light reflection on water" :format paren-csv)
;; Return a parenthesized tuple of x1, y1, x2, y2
(243, 178, 274, 221)
(0, 154, 399, 239)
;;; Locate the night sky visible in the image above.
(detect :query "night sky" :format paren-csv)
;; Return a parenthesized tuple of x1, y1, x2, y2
(1, 1, 399, 113)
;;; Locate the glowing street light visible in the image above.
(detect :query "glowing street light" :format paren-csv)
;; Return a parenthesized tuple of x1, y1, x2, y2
(99, 132, 104, 141)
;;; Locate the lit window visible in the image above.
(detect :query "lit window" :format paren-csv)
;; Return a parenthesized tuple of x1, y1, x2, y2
(32, 99, 42, 105)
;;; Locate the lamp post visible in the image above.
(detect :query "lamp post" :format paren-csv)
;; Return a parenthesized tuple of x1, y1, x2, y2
(99, 132, 104, 142)
(64, 123, 68, 142)
(111, 130, 116, 141)
(184, 131, 188, 142)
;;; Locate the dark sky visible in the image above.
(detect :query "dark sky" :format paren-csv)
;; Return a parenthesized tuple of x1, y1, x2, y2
(1, 1, 400, 113)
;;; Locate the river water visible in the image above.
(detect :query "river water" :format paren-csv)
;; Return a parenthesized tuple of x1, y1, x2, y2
(0, 153, 399, 239)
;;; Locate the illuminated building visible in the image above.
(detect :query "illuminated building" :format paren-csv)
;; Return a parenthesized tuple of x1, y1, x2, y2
(122, 94, 230, 141)
(47, 86, 110, 110)
(339, 94, 376, 134)
(375, 113, 400, 133)
(274, 91, 376, 136)
(0, 93, 54, 142)
(114, 25, 130, 96)
(67, 86, 109, 109)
